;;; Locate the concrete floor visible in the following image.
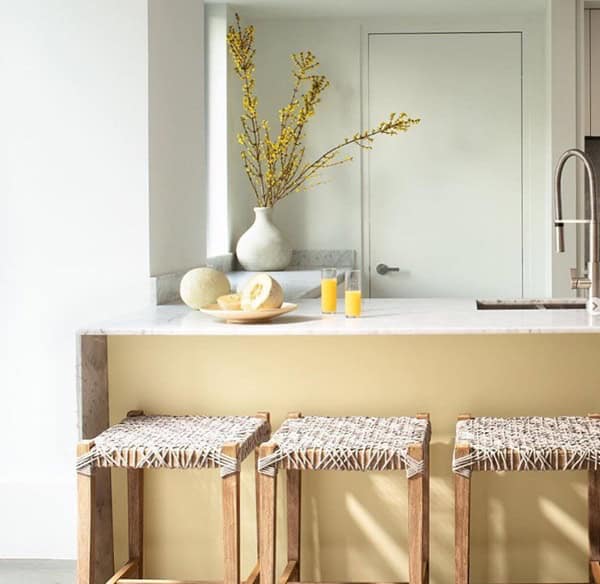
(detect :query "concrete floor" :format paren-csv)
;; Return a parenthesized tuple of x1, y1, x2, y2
(0, 560, 75, 583)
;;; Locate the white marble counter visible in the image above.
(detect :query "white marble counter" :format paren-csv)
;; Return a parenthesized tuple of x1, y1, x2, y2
(80, 298, 600, 336)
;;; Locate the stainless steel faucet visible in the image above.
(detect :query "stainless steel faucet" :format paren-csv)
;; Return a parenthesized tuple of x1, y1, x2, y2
(554, 148, 600, 314)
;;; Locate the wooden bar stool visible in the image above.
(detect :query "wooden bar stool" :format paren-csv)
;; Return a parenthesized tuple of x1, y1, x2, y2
(257, 412, 431, 584)
(76, 410, 270, 584)
(453, 413, 600, 584)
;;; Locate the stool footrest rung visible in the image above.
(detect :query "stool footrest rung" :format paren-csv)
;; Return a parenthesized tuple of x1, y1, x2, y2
(287, 581, 408, 584)
(592, 560, 600, 584)
(106, 561, 137, 584)
(280, 560, 298, 584)
(246, 562, 261, 584)
(119, 580, 222, 584)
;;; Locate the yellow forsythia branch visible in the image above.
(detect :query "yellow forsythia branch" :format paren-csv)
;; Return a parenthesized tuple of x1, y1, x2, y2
(226, 14, 420, 207)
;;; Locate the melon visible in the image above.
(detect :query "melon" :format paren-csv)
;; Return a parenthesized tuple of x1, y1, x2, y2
(180, 268, 230, 309)
(217, 293, 242, 311)
(240, 273, 284, 311)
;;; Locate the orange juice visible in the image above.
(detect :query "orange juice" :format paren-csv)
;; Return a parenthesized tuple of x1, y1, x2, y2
(345, 290, 362, 318)
(321, 278, 337, 313)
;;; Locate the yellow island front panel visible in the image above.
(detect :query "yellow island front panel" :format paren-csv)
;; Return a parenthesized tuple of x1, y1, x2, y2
(107, 334, 600, 584)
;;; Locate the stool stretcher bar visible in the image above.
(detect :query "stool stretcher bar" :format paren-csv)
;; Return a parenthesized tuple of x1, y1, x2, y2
(591, 560, 600, 584)
(118, 580, 222, 584)
(285, 582, 409, 584)
(106, 561, 137, 584)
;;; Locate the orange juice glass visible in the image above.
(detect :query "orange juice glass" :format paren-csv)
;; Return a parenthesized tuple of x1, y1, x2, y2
(344, 270, 362, 318)
(321, 268, 337, 314)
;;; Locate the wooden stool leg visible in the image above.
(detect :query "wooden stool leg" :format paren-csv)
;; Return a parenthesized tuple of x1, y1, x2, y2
(287, 469, 302, 581)
(126, 409, 144, 578)
(259, 444, 278, 584)
(286, 412, 302, 583)
(248, 412, 271, 584)
(408, 443, 425, 584)
(455, 445, 471, 584)
(77, 441, 95, 584)
(591, 467, 600, 584)
(255, 412, 271, 561)
(235, 448, 262, 584)
(589, 413, 600, 584)
(423, 440, 430, 584)
(222, 443, 241, 584)
(127, 469, 144, 578)
(417, 413, 430, 584)
(255, 448, 262, 557)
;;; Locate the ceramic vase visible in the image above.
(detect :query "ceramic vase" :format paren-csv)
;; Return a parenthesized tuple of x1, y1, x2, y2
(236, 207, 292, 271)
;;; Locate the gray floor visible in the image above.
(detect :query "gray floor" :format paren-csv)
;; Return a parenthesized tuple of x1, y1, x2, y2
(0, 560, 75, 584)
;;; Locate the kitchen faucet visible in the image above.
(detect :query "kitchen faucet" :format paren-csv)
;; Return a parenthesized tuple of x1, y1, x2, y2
(554, 148, 600, 315)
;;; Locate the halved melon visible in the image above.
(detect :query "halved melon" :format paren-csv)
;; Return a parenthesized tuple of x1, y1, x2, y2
(217, 293, 242, 310)
(240, 274, 284, 311)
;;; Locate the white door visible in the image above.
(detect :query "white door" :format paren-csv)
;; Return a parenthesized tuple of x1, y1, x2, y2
(368, 33, 522, 298)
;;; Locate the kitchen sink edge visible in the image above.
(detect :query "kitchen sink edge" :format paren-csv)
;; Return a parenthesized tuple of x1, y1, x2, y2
(476, 298, 586, 310)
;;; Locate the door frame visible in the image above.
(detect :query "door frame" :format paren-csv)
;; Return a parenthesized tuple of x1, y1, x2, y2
(359, 16, 550, 298)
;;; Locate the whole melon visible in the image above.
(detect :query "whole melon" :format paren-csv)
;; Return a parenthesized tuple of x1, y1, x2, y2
(180, 268, 231, 309)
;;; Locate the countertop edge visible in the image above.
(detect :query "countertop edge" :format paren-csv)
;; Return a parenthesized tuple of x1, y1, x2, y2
(77, 298, 600, 337)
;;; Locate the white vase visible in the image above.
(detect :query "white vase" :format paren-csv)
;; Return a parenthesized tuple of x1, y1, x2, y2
(236, 207, 293, 271)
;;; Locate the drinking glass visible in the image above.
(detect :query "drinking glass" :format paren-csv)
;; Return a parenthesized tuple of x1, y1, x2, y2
(321, 268, 337, 314)
(344, 270, 362, 318)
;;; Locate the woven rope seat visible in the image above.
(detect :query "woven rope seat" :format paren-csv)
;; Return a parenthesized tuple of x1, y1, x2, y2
(258, 415, 430, 477)
(453, 416, 600, 476)
(76, 414, 270, 477)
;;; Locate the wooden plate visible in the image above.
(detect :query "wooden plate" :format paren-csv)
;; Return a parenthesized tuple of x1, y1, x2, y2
(199, 302, 298, 324)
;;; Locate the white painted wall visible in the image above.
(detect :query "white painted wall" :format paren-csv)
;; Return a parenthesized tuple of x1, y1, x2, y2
(206, 3, 232, 256)
(0, 0, 206, 559)
(149, 0, 207, 275)
(0, 0, 151, 557)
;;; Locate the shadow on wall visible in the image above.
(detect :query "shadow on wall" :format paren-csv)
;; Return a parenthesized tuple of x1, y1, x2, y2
(301, 440, 587, 584)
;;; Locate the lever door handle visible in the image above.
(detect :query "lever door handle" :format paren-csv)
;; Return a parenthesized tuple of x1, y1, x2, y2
(376, 263, 400, 275)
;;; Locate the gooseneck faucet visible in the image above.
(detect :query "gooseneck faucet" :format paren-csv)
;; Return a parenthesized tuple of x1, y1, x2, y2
(554, 148, 600, 314)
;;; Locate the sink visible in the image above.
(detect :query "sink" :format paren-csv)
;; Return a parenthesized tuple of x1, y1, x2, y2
(476, 298, 586, 310)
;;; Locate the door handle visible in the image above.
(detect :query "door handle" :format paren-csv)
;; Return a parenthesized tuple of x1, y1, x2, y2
(376, 263, 400, 275)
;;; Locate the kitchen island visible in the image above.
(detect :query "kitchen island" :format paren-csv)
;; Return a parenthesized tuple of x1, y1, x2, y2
(79, 299, 600, 584)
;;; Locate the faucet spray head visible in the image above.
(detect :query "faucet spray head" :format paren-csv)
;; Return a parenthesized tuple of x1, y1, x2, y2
(555, 223, 565, 253)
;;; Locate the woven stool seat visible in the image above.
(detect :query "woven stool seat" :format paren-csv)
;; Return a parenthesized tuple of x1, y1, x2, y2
(258, 415, 430, 477)
(76, 414, 270, 476)
(453, 416, 600, 475)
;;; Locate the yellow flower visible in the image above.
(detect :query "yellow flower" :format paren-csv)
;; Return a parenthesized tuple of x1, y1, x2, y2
(227, 13, 420, 207)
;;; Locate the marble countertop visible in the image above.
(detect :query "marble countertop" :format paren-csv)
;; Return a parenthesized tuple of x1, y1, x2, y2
(80, 298, 600, 336)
